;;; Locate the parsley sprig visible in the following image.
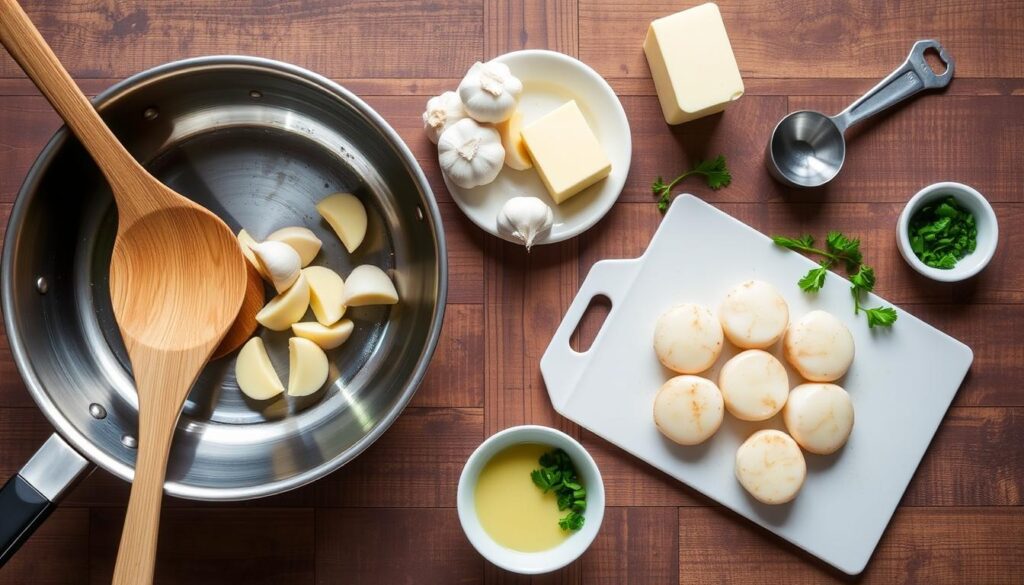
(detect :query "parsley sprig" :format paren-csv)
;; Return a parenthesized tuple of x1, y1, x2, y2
(652, 155, 732, 212)
(772, 232, 897, 328)
(530, 448, 587, 531)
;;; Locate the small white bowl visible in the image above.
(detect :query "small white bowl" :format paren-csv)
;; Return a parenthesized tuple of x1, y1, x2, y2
(896, 182, 998, 282)
(457, 425, 605, 574)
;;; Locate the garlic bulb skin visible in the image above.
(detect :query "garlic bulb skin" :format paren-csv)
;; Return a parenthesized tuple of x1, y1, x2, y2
(251, 241, 301, 293)
(438, 118, 505, 189)
(458, 61, 523, 123)
(497, 196, 553, 251)
(422, 91, 467, 144)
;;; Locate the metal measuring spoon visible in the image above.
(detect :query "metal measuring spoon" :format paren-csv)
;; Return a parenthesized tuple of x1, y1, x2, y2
(767, 40, 954, 188)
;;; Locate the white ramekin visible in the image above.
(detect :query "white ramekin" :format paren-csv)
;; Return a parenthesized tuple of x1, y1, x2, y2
(456, 425, 605, 574)
(896, 182, 998, 282)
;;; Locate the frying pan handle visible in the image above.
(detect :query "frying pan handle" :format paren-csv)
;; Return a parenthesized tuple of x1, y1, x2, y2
(0, 433, 91, 566)
(541, 259, 640, 412)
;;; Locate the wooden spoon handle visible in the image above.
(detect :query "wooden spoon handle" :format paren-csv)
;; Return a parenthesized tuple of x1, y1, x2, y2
(111, 397, 180, 585)
(0, 0, 144, 196)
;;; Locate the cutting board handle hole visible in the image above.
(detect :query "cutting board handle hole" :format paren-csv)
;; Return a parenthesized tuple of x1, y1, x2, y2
(570, 294, 611, 353)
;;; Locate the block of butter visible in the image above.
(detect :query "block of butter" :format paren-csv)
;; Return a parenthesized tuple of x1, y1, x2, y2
(643, 2, 744, 125)
(521, 100, 611, 204)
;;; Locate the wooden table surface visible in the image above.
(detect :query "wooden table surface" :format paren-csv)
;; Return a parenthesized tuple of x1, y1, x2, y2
(1, 0, 1022, 583)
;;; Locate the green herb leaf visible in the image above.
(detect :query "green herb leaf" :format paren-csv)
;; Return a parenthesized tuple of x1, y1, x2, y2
(771, 234, 816, 251)
(798, 262, 830, 292)
(559, 511, 585, 532)
(849, 264, 876, 293)
(651, 155, 731, 212)
(865, 306, 898, 328)
(825, 231, 863, 270)
(556, 491, 573, 511)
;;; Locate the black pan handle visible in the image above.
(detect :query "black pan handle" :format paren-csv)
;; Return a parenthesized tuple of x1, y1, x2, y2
(0, 434, 91, 566)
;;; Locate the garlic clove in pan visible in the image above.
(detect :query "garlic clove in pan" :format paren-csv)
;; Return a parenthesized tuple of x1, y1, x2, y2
(342, 265, 399, 306)
(235, 337, 285, 400)
(267, 226, 322, 267)
(237, 229, 268, 278)
(256, 273, 310, 331)
(252, 240, 301, 293)
(317, 192, 368, 254)
(287, 337, 329, 397)
(497, 196, 553, 251)
(291, 319, 354, 350)
(303, 266, 346, 326)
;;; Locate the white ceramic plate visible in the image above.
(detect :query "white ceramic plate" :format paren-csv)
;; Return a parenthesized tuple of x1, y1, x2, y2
(540, 195, 974, 575)
(442, 50, 631, 246)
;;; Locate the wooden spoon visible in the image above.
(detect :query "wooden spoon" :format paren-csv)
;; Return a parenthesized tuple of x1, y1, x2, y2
(0, 1, 247, 583)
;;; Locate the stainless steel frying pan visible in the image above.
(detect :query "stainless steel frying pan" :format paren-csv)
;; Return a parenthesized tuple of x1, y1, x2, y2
(0, 56, 447, 562)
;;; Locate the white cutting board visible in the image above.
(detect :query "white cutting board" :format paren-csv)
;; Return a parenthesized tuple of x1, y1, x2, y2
(540, 195, 973, 575)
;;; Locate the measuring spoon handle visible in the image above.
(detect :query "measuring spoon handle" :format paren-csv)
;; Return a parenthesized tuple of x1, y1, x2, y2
(832, 40, 954, 133)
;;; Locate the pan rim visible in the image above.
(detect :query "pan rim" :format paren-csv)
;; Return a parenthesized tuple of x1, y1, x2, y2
(1, 55, 448, 501)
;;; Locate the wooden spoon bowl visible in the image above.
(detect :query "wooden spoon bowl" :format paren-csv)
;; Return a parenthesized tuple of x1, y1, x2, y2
(0, 1, 247, 583)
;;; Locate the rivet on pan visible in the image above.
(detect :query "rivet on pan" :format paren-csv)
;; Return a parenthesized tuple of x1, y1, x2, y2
(249, 90, 262, 99)
(415, 206, 424, 222)
(35, 276, 48, 294)
(121, 434, 138, 449)
(88, 403, 107, 419)
(142, 107, 159, 121)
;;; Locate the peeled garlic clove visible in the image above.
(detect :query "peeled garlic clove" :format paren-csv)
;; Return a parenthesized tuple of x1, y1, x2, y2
(458, 61, 523, 123)
(317, 192, 367, 254)
(237, 229, 268, 278)
(422, 91, 468, 144)
(497, 196, 553, 251)
(267, 226, 322, 267)
(303, 266, 346, 326)
(235, 337, 284, 400)
(292, 319, 354, 350)
(437, 118, 505, 189)
(343, 265, 398, 306)
(252, 241, 301, 293)
(495, 110, 532, 170)
(256, 274, 310, 331)
(287, 337, 329, 397)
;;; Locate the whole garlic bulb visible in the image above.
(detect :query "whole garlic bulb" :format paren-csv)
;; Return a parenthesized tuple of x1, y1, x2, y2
(458, 61, 523, 123)
(497, 196, 553, 251)
(251, 241, 301, 293)
(438, 118, 505, 189)
(422, 91, 467, 144)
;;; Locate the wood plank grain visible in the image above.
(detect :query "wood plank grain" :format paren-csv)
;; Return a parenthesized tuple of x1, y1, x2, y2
(581, 507, 678, 584)
(588, 407, 1022, 507)
(580, 0, 1024, 80)
(439, 201, 488, 305)
(484, 239, 580, 436)
(607, 76, 1024, 98)
(578, 201, 1024, 306)
(0, 0, 483, 80)
(485, 0, 579, 58)
(311, 407, 482, 507)
(610, 94, 1024, 205)
(679, 506, 1024, 583)
(787, 95, 1024, 206)
(89, 507, 315, 584)
(904, 407, 1023, 506)
(316, 508, 481, 585)
(414, 304, 486, 407)
(4, 75, 1023, 99)
(0, 508, 89, 585)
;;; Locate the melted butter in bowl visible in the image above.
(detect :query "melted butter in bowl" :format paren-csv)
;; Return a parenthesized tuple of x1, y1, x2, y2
(475, 443, 570, 552)
(458, 425, 604, 574)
